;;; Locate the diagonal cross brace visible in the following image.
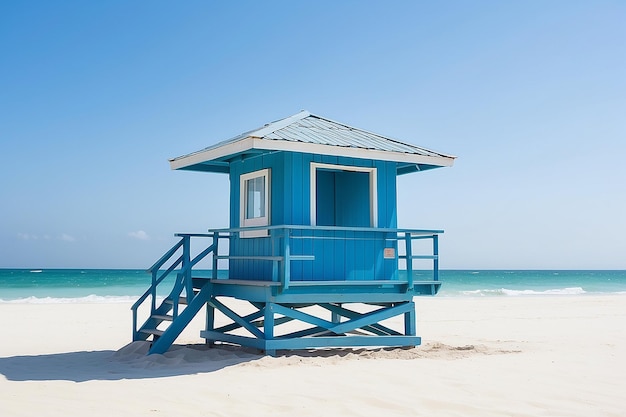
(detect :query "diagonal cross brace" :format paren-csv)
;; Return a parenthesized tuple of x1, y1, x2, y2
(271, 302, 413, 336)
(208, 297, 265, 340)
(326, 302, 413, 335)
(213, 309, 265, 333)
(270, 303, 335, 330)
(319, 303, 403, 336)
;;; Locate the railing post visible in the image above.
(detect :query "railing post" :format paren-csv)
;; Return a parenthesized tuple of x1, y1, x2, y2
(433, 234, 439, 282)
(151, 270, 158, 313)
(183, 235, 193, 304)
(212, 232, 219, 280)
(271, 229, 279, 282)
(405, 232, 413, 290)
(282, 227, 291, 290)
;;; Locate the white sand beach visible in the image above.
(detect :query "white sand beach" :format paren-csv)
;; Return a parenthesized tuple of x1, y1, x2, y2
(1, 295, 625, 417)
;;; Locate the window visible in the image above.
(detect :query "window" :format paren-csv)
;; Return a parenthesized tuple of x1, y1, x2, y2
(240, 169, 270, 237)
(245, 175, 266, 219)
(310, 163, 377, 227)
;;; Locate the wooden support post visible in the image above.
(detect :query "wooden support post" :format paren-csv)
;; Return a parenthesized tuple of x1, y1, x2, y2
(331, 303, 341, 324)
(264, 302, 275, 356)
(205, 302, 215, 346)
(404, 301, 416, 337)
(132, 308, 138, 341)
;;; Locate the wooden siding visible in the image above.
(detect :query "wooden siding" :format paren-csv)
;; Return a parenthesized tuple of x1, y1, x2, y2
(228, 153, 276, 280)
(228, 151, 398, 281)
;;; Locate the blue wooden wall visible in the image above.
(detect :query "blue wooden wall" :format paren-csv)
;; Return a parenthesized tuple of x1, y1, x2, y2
(317, 170, 371, 227)
(228, 151, 398, 281)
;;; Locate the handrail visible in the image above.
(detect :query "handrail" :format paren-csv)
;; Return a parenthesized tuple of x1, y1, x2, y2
(132, 233, 217, 341)
(208, 224, 444, 235)
(174, 233, 216, 238)
(131, 254, 183, 313)
(147, 238, 184, 273)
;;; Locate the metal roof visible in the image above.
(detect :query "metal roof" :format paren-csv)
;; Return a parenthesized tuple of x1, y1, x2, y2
(170, 111, 456, 174)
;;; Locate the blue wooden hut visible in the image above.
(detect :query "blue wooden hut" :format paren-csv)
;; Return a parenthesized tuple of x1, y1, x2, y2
(132, 111, 455, 355)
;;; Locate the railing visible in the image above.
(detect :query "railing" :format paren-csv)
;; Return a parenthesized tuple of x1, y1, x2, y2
(208, 225, 442, 290)
(131, 233, 217, 341)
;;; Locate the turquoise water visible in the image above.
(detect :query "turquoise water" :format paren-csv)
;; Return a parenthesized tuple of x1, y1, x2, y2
(1, 269, 625, 302)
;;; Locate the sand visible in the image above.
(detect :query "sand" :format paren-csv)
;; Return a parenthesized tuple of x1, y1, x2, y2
(1, 295, 625, 416)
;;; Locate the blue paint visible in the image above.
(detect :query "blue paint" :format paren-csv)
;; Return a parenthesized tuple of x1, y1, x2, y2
(335, 170, 370, 227)
(315, 169, 336, 226)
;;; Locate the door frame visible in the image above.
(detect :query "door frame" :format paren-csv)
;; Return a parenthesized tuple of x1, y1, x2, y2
(309, 162, 377, 227)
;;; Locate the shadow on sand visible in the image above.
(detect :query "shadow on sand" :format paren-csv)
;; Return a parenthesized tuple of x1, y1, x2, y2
(0, 341, 497, 382)
(0, 342, 262, 382)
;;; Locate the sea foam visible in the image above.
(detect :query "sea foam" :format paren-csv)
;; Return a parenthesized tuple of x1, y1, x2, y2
(460, 287, 587, 297)
(0, 294, 143, 304)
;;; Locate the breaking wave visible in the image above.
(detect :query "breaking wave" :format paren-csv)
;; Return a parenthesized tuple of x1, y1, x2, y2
(460, 287, 587, 297)
(0, 295, 142, 304)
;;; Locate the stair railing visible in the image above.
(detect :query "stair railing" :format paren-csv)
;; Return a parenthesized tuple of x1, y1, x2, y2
(131, 233, 217, 341)
(169, 234, 218, 318)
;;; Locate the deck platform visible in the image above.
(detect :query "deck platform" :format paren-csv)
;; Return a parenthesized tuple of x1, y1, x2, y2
(131, 226, 442, 355)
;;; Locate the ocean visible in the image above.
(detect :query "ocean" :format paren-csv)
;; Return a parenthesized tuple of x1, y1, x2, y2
(1, 269, 625, 303)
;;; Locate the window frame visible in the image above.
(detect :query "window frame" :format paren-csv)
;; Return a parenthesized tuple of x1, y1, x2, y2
(239, 168, 270, 238)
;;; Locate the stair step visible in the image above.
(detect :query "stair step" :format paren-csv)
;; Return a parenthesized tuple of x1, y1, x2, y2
(152, 314, 173, 321)
(140, 328, 164, 337)
(164, 297, 188, 305)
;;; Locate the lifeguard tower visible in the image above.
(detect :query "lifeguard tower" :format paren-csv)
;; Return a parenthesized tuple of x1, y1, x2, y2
(132, 111, 455, 355)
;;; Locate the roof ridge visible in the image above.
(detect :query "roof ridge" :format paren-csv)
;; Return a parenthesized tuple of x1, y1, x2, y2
(248, 110, 310, 138)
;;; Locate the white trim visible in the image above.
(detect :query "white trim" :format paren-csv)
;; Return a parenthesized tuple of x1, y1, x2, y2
(239, 168, 270, 238)
(170, 137, 455, 171)
(310, 162, 378, 227)
(247, 110, 310, 138)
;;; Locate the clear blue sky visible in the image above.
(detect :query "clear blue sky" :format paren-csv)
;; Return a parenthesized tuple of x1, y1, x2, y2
(1, 1, 624, 269)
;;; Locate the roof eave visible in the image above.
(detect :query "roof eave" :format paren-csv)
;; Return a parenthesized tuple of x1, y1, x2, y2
(169, 137, 455, 172)
(254, 138, 455, 167)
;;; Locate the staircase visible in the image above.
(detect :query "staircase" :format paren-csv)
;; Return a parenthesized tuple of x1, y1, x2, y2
(131, 233, 218, 354)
